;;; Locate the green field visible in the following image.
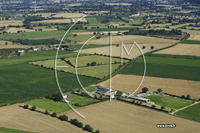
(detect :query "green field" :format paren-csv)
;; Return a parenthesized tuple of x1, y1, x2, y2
(32, 55, 123, 79)
(26, 94, 100, 113)
(144, 95, 192, 109)
(0, 63, 98, 106)
(83, 86, 98, 92)
(129, 18, 145, 25)
(67, 94, 100, 106)
(86, 17, 99, 24)
(26, 98, 77, 113)
(181, 40, 200, 44)
(0, 127, 33, 133)
(0, 50, 77, 66)
(69, 44, 110, 50)
(65, 55, 126, 67)
(119, 57, 200, 81)
(137, 57, 200, 67)
(174, 103, 200, 121)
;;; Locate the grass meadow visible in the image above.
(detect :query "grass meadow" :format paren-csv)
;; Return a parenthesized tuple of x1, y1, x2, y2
(26, 98, 77, 113)
(174, 102, 200, 121)
(144, 95, 192, 109)
(119, 57, 200, 81)
(0, 127, 33, 133)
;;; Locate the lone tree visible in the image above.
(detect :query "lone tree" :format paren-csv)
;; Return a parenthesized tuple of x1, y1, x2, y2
(87, 63, 91, 67)
(51, 112, 57, 117)
(142, 46, 145, 49)
(83, 124, 93, 132)
(157, 88, 162, 93)
(74, 34, 77, 37)
(161, 106, 165, 110)
(91, 62, 97, 66)
(31, 106, 36, 111)
(151, 46, 154, 49)
(142, 87, 148, 93)
(23, 104, 29, 109)
(186, 94, 190, 99)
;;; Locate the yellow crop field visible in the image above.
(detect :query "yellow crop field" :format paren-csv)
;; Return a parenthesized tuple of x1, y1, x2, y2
(0, 20, 23, 26)
(154, 44, 200, 56)
(59, 100, 200, 133)
(98, 74, 200, 99)
(0, 104, 86, 133)
(72, 18, 87, 23)
(0, 44, 30, 49)
(53, 13, 85, 18)
(188, 35, 200, 41)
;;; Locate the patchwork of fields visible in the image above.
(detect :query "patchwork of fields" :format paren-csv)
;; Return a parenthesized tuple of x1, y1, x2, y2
(0, 63, 98, 106)
(31, 55, 127, 79)
(80, 35, 178, 59)
(98, 74, 200, 99)
(119, 57, 200, 81)
(59, 100, 200, 133)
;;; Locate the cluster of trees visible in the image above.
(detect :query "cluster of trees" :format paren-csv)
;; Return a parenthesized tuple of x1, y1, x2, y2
(87, 61, 97, 67)
(148, 29, 182, 35)
(45, 92, 63, 101)
(142, 87, 162, 93)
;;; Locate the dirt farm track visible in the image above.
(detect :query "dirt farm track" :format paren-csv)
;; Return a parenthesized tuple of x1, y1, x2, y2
(60, 100, 200, 133)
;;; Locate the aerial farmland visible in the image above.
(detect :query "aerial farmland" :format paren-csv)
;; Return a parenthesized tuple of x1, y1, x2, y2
(0, 0, 200, 133)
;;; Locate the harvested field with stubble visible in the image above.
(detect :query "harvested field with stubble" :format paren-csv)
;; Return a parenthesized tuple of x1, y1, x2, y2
(7, 28, 58, 33)
(0, 44, 30, 49)
(0, 20, 23, 26)
(188, 35, 200, 41)
(72, 18, 87, 23)
(59, 100, 200, 133)
(53, 13, 85, 18)
(98, 74, 200, 99)
(0, 104, 86, 133)
(154, 44, 200, 56)
(79, 35, 178, 59)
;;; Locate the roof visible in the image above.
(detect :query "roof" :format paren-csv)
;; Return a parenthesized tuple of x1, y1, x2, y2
(98, 88, 110, 93)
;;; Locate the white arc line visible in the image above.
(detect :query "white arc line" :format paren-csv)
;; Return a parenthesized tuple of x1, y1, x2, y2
(55, 15, 87, 119)
(75, 36, 96, 99)
(131, 42, 146, 95)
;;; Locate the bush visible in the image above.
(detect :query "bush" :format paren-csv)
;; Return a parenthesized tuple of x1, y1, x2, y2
(151, 105, 156, 109)
(161, 106, 165, 110)
(23, 104, 29, 109)
(44, 110, 49, 114)
(83, 124, 93, 132)
(180, 95, 185, 98)
(95, 130, 100, 133)
(186, 94, 190, 99)
(77, 122, 83, 128)
(51, 112, 57, 117)
(58, 115, 68, 121)
(142, 87, 148, 93)
(31, 106, 36, 111)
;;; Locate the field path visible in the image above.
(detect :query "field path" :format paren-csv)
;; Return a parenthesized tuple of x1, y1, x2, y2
(171, 101, 200, 114)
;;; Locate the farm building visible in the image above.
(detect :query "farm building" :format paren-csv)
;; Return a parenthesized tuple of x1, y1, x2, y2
(33, 48, 39, 51)
(17, 50, 25, 56)
(95, 85, 116, 98)
(122, 93, 150, 102)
